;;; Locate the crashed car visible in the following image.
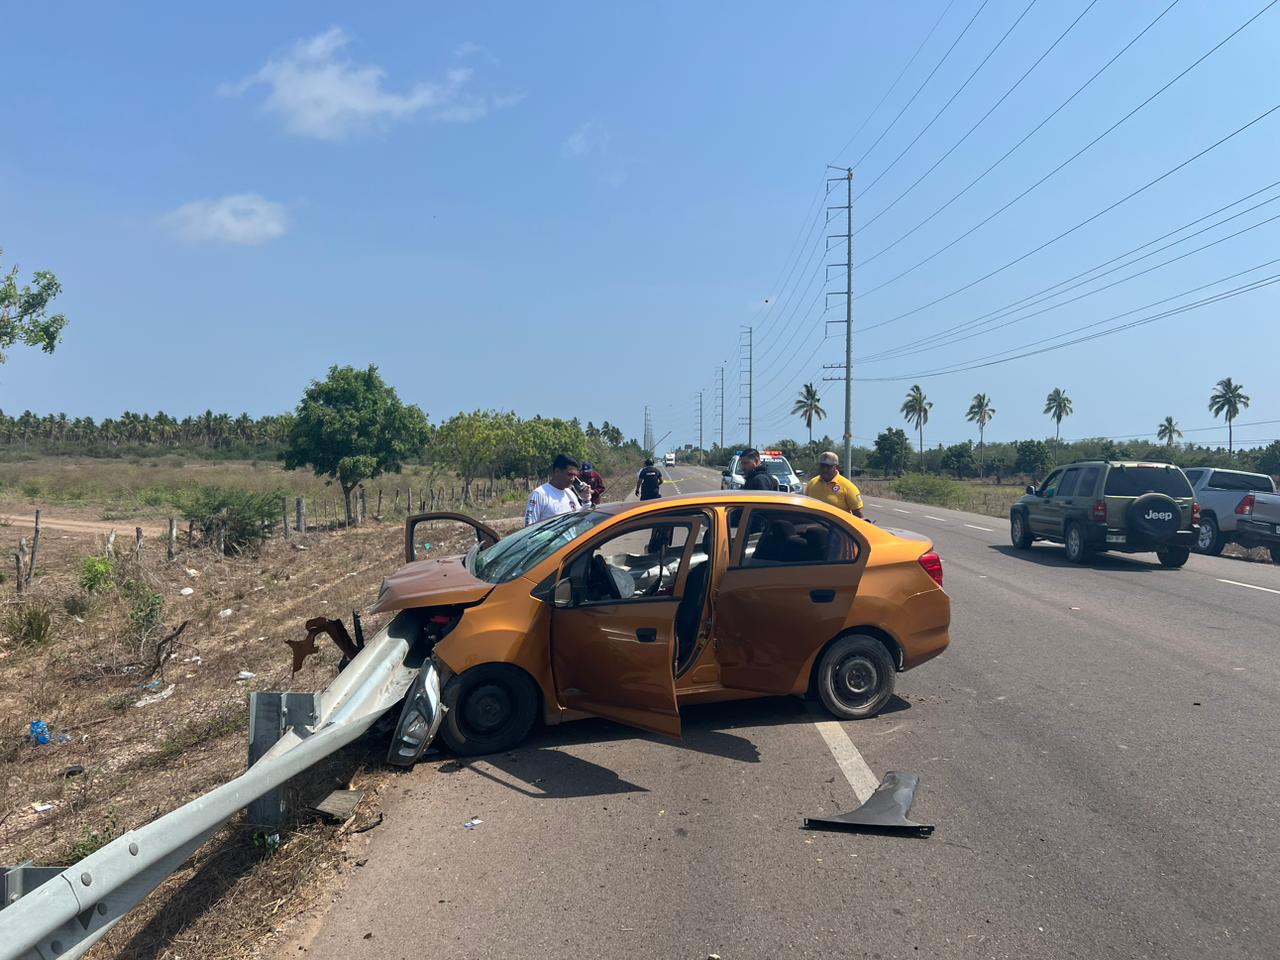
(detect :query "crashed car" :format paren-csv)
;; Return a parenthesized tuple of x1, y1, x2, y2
(305, 492, 951, 761)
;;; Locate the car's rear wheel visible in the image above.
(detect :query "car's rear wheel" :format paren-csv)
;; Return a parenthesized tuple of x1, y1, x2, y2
(816, 635, 895, 720)
(439, 664, 538, 756)
(1157, 546, 1190, 568)
(1194, 515, 1224, 555)
(1064, 522, 1089, 564)
(1010, 511, 1032, 550)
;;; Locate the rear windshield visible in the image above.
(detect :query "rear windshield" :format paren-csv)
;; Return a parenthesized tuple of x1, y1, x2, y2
(1206, 470, 1275, 492)
(1104, 466, 1193, 498)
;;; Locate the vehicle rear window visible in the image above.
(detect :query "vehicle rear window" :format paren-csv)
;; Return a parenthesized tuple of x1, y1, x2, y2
(1078, 466, 1101, 497)
(1207, 470, 1274, 492)
(738, 509, 858, 566)
(1183, 469, 1205, 486)
(1103, 466, 1193, 498)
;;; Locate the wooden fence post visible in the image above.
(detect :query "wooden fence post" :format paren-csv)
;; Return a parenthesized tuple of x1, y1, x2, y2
(376, 488, 383, 519)
(167, 517, 177, 561)
(359, 487, 368, 524)
(106, 529, 117, 557)
(407, 487, 413, 514)
(296, 497, 305, 534)
(282, 496, 290, 538)
(26, 509, 41, 586)
(187, 519, 195, 546)
(14, 545, 25, 596)
(135, 527, 144, 559)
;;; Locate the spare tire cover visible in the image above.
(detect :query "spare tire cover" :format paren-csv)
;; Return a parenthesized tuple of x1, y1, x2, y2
(1127, 493, 1181, 541)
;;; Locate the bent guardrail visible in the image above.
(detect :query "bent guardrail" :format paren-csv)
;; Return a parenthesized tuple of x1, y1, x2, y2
(0, 615, 423, 960)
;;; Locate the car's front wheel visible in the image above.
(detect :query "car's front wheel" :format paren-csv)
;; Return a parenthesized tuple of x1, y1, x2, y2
(1010, 511, 1032, 550)
(1157, 546, 1190, 568)
(439, 664, 539, 756)
(1194, 515, 1224, 555)
(815, 635, 895, 720)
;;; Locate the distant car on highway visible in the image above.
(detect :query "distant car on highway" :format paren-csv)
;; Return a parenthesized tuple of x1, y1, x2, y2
(1183, 467, 1279, 559)
(366, 492, 951, 759)
(720, 450, 804, 492)
(1010, 460, 1199, 567)
(664, 451, 676, 467)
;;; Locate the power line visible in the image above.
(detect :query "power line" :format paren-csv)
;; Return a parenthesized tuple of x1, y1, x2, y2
(748, 177, 832, 344)
(855, 0, 1039, 200)
(861, 179, 1280, 357)
(858, 0, 1277, 296)
(858, 98, 1280, 331)
(856, 0, 1100, 231)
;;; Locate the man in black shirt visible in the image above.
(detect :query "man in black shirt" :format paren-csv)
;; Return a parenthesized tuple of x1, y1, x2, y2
(635, 459, 664, 500)
(739, 448, 780, 491)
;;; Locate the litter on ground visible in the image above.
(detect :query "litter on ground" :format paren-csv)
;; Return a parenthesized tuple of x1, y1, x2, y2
(134, 684, 176, 707)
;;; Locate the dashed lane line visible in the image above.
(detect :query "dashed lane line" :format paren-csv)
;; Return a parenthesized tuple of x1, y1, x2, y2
(1217, 578, 1280, 596)
(807, 705, 879, 804)
(964, 523, 994, 532)
(893, 508, 912, 514)
(924, 515, 949, 522)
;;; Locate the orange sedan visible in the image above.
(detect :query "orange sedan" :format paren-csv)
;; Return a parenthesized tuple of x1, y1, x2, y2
(367, 491, 950, 760)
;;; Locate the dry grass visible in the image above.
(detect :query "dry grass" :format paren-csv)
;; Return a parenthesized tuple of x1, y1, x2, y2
(0, 490, 519, 960)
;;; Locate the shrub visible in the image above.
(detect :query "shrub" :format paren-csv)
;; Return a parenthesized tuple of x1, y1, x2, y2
(5, 603, 54, 647)
(64, 593, 91, 617)
(125, 583, 165, 638)
(80, 555, 115, 593)
(893, 473, 962, 507)
(60, 810, 121, 863)
(180, 485, 285, 553)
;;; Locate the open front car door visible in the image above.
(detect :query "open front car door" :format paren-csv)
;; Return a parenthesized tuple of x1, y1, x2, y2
(404, 511, 501, 563)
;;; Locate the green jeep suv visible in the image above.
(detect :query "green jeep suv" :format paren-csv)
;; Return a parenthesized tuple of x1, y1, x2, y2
(1010, 461, 1199, 568)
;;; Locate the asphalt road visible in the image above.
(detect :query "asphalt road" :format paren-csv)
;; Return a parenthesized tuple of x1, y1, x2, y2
(297, 465, 1279, 960)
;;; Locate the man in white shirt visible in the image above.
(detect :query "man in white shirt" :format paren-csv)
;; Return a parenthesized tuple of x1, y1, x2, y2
(525, 454, 584, 525)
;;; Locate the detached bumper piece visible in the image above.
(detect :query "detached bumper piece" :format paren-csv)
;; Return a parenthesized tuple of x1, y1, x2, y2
(804, 771, 934, 837)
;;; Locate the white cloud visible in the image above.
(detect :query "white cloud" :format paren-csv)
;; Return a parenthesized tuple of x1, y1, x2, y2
(164, 194, 287, 245)
(562, 121, 609, 158)
(223, 27, 514, 140)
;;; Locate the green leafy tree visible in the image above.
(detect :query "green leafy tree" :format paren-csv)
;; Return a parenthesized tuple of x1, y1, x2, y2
(1255, 440, 1280, 476)
(871, 428, 911, 476)
(1157, 416, 1182, 449)
(1208, 377, 1250, 456)
(1015, 439, 1051, 478)
(941, 442, 976, 479)
(1043, 387, 1072, 442)
(1, 248, 68, 362)
(986, 450, 1011, 485)
(900, 385, 932, 470)
(790, 383, 827, 446)
(965, 393, 995, 473)
(434, 411, 511, 502)
(284, 365, 429, 522)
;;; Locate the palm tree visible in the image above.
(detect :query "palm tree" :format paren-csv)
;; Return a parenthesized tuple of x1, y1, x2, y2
(1043, 387, 1073, 442)
(1208, 377, 1250, 455)
(900, 384, 932, 470)
(965, 393, 996, 473)
(1157, 416, 1182, 449)
(791, 383, 827, 446)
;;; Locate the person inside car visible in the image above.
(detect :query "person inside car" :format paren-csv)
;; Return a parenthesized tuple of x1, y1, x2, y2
(805, 451, 864, 518)
(525, 454, 583, 525)
(740, 448, 779, 491)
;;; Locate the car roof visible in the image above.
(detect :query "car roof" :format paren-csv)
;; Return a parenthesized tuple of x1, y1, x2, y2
(1057, 460, 1185, 469)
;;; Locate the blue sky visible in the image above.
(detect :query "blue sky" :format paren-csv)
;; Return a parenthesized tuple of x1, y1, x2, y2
(2, 1, 1278, 452)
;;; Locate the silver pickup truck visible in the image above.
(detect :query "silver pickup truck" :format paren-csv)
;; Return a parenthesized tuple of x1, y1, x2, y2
(1185, 467, 1280, 561)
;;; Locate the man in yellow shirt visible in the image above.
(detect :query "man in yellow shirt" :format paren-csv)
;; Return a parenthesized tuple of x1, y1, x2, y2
(804, 451, 864, 518)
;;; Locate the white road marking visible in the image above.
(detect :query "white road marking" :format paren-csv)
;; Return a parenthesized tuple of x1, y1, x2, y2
(1216, 578, 1280, 596)
(892, 508, 912, 514)
(808, 708, 880, 804)
(964, 523, 993, 532)
(924, 515, 949, 522)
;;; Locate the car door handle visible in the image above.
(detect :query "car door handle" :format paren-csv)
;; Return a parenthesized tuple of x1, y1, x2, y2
(636, 627, 658, 643)
(809, 589, 836, 603)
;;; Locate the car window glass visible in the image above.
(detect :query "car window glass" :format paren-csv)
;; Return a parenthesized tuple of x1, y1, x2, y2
(1037, 470, 1063, 497)
(1056, 469, 1080, 498)
(575, 522, 693, 603)
(1103, 466, 1194, 498)
(472, 510, 612, 584)
(1183, 469, 1204, 486)
(1207, 471, 1273, 492)
(1078, 467, 1100, 497)
(739, 509, 857, 567)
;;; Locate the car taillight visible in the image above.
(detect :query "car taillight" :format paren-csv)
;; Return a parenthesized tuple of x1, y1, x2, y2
(1192, 501, 1201, 525)
(918, 552, 943, 587)
(1236, 494, 1255, 516)
(1092, 500, 1107, 522)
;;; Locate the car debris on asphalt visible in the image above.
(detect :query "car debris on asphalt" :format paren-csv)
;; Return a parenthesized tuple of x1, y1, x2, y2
(804, 771, 934, 837)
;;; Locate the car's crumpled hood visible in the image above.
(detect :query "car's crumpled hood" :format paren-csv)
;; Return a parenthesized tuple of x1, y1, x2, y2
(370, 555, 494, 614)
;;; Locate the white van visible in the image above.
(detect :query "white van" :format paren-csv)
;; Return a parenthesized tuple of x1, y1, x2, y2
(664, 452, 676, 467)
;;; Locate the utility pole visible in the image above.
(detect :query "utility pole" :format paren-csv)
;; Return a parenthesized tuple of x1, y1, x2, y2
(643, 406, 654, 454)
(739, 327, 753, 449)
(822, 166, 854, 468)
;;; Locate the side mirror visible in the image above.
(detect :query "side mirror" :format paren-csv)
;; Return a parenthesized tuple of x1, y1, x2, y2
(1025, 484, 1036, 495)
(795, 470, 805, 478)
(553, 578, 574, 608)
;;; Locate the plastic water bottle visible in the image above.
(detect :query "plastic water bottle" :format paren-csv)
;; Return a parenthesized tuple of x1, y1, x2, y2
(29, 720, 50, 746)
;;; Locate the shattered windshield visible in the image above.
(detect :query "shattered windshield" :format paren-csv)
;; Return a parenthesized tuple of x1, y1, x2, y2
(471, 510, 611, 584)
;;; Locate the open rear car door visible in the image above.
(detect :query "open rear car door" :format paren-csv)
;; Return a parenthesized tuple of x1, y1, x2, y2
(404, 512, 501, 563)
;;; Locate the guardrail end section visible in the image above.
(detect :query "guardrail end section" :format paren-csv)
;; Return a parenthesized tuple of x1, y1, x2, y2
(247, 692, 321, 832)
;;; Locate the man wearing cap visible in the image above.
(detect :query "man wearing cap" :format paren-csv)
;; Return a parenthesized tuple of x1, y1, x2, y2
(805, 451, 864, 518)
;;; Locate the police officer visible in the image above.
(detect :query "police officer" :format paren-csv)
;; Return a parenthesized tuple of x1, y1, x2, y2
(739, 448, 779, 491)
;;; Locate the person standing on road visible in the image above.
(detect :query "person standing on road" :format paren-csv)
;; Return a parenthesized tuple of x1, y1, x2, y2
(525, 454, 584, 525)
(581, 461, 606, 506)
(739, 448, 779, 491)
(805, 451, 865, 518)
(635, 458, 664, 500)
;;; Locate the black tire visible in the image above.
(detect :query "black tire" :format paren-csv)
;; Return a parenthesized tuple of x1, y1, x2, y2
(1270, 545, 1280, 565)
(815, 635, 896, 721)
(1157, 546, 1190, 569)
(439, 664, 539, 756)
(1064, 522, 1089, 564)
(1194, 514, 1224, 556)
(1010, 510, 1032, 550)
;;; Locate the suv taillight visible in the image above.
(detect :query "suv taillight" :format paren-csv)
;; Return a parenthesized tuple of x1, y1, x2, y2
(1236, 494, 1255, 516)
(1192, 501, 1201, 525)
(918, 552, 943, 587)
(1092, 500, 1107, 522)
